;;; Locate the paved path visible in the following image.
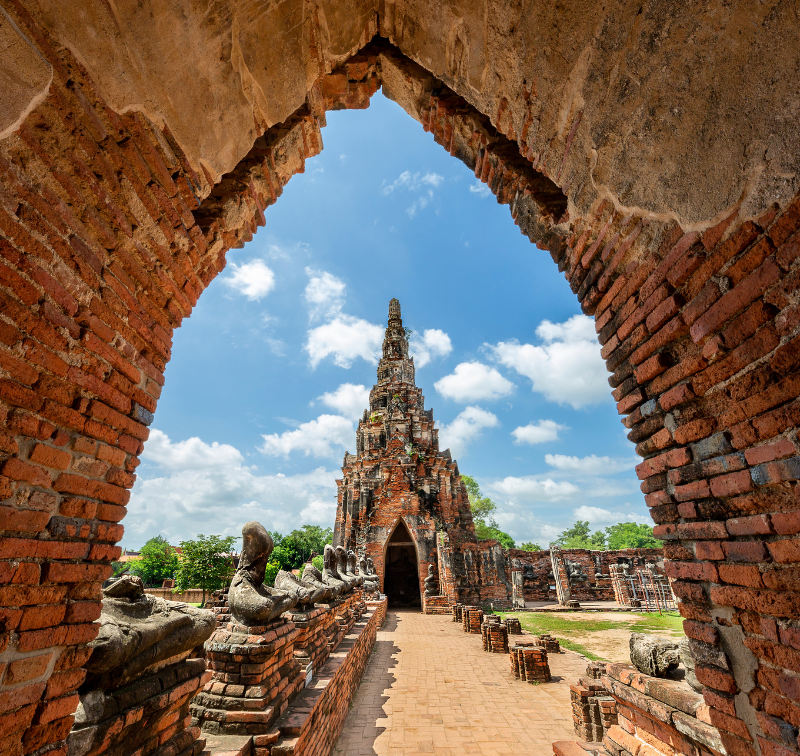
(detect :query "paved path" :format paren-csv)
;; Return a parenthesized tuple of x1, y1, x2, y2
(333, 610, 587, 756)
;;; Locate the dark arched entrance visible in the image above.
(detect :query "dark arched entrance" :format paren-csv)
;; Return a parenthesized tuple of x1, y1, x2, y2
(383, 520, 421, 608)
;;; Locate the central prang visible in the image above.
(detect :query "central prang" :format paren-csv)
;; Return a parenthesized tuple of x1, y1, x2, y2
(332, 299, 482, 610)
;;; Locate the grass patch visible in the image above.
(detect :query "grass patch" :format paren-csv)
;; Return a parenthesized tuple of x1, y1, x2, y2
(494, 610, 685, 663)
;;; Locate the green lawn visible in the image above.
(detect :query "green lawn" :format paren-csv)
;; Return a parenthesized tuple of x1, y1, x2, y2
(494, 610, 684, 662)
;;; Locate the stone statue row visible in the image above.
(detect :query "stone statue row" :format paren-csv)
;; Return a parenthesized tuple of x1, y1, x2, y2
(229, 521, 380, 627)
(86, 521, 381, 693)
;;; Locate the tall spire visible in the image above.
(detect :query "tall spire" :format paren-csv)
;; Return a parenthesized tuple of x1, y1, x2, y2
(377, 299, 415, 385)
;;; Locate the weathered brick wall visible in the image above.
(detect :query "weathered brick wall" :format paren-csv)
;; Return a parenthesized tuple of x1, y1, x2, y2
(505, 548, 664, 602)
(0, 7, 799, 756)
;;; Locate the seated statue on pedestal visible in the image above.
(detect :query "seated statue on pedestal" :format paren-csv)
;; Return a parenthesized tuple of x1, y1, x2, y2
(424, 564, 439, 597)
(357, 557, 380, 592)
(84, 574, 216, 691)
(321, 544, 349, 595)
(335, 546, 358, 591)
(345, 550, 364, 587)
(228, 521, 300, 626)
(301, 561, 339, 601)
(274, 565, 333, 610)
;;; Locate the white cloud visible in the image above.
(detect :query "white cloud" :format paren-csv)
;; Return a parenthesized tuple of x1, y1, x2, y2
(410, 329, 452, 368)
(318, 383, 370, 421)
(128, 430, 339, 546)
(304, 267, 346, 321)
(489, 476, 580, 501)
(488, 314, 608, 409)
(223, 259, 275, 300)
(438, 406, 499, 458)
(545, 454, 636, 475)
(305, 315, 384, 369)
(259, 414, 354, 458)
(573, 505, 651, 526)
(142, 429, 244, 470)
(469, 182, 491, 198)
(381, 171, 444, 194)
(511, 420, 567, 445)
(434, 362, 515, 403)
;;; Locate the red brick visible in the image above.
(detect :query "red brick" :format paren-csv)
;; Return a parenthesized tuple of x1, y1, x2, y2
(677, 521, 728, 540)
(29, 444, 71, 471)
(659, 383, 695, 411)
(5, 654, 52, 685)
(745, 438, 796, 465)
(35, 693, 79, 725)
(726, 514, 772, 537)
(691, 258, 781, 342)
(772, 512, 800, 536)
(710, 471, 753, 498)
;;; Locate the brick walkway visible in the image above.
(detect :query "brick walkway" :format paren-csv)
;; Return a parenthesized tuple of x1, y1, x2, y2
(333, 610, 587, 756)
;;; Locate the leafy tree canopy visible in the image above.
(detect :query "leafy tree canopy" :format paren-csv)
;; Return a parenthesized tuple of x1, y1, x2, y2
(127, 536, 180, 586)
(174, 534, 237, 605)
(463, 474, 515, 549)
(269, 525, 333, 572)
(520, 542, 542, 552)
(605, 522, 661, 550)
(555, 520, 607, 550)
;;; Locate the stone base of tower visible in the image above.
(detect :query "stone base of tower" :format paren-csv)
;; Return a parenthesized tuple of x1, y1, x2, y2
(423, 595, 452, 614)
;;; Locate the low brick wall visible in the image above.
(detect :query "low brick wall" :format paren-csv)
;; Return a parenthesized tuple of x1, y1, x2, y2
(557, 661, 725, 756)
(265, 598, 387, 755)
(145, 588, 206, 603)
(423, 595, 451, 614)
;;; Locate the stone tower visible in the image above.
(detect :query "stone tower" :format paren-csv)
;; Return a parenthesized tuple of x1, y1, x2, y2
(332, 299, 484, 608)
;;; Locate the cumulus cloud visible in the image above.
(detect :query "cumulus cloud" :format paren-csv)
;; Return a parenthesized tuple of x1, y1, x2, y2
(488, 314, 608, 408)
(545, 454, 637, 475)
(318, 383, 370, 421)
(259, 414, 354, 458)
(304, 267, 346, 321)
(381, 171, 444, 194)
(410, 329, 452, 368)
(511, 420, 567, 445)
(128, 430, 339, 546)
(223, 259, 276, 300)
(305, 316, 384, 369)
(573, 505, 651, 526)
(438, 406, 499, 457)
(489, 476, 579, 501)
(434, 362, 515, 403)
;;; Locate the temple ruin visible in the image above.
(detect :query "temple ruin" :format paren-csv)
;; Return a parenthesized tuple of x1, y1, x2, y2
(1, 2, 800, 756)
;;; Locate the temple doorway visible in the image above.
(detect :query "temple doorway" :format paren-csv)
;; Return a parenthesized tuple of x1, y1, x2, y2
(384, 521, 421, 608)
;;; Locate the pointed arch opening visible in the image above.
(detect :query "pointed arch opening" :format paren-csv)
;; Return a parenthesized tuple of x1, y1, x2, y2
(383, 519, 421, 609)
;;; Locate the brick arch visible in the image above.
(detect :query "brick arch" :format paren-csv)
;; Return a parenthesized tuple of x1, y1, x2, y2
(0, 5, 799, 756)
(380, 517, 422, 600)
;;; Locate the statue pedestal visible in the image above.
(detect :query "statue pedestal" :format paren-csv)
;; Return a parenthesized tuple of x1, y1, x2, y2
(192, 618, 303, 736)
(69, 658, 211, 756)
(328, 591, 363, 651)
(286, 605, 336, 681)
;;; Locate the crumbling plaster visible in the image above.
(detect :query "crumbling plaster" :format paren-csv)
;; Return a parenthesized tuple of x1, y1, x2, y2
(3, 0, 798, 229)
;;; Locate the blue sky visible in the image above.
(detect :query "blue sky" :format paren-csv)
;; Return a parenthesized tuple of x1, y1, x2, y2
(125, 93, 648, 549)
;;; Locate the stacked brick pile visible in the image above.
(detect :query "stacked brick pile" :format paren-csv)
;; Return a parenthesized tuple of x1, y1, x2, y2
(452, 604, 463, 622)
(504, 617, 522, 634)
(191, 618, 303, 736)
(327, 591, 363, 652)
(570, 674, 617, 742)
(68, 658, 211, 756)
(537, 634, 561, 653)
(481, 618, 509, 653)
(264, 598, 387, 756)
(207, 588, 231, 628)
(462, 607, 483, 633)
(510, 645, 552, 683)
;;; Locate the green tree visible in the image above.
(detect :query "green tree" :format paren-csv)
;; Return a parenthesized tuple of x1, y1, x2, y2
(463, 474, 515, 549)
(555, 521, 606, 550)
(174, 534, 237, 606)
(312, 554, 324, 572)
(127, 536, 180, 586)
(286, 525, 333, 564)
(605, 522, 660, 550)
(520, 542, 542, 552)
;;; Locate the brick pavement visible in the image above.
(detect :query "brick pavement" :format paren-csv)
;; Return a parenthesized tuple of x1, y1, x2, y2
(333, 610, 587, 755)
